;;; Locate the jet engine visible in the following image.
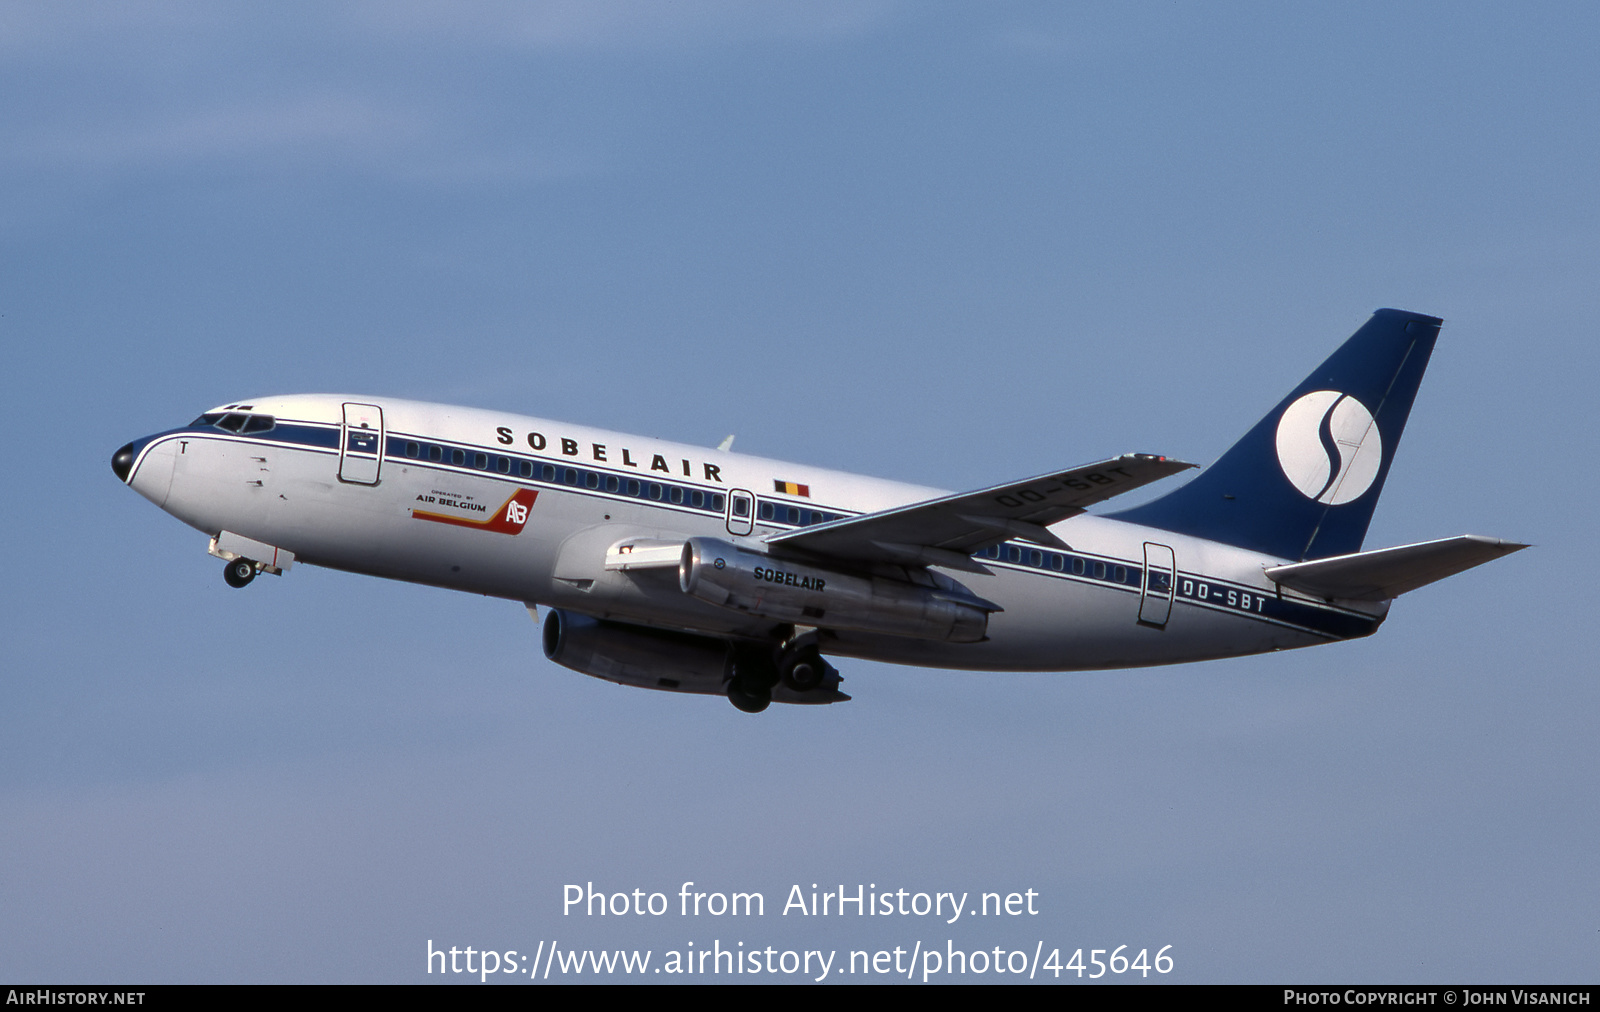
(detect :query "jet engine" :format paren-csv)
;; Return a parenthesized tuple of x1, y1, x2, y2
(542, 609, 731, 696)
(541, 608, 848, 707)
(678, 537, 993, 643)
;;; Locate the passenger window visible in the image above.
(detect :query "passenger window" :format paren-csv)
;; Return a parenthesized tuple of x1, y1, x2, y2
(1114, 566, 1127, 583)
(586, 472, 600, 490)
(405, 442, 420, 458)
(562, 468, 578, 486)
(669, 486, 683, 504)
(648, 483, 662, 500)
(786, 506, 799, 524)
(710, 494, 725, 512)
(1093, 561, 1107, 579)
(1030, 550, 1043, 567)
(733, 497, 750, 517)
(519, 461, 533, 478)
(759, 502, 774, 521)
(541, 464, 556, 482)
(451, 449, 466, 466)
(691, 490, 704, 508)
(1049, 554, 1063, 571)
(606, 475, 620, 493)
(1072, 558, 1086, 575)
(1007, 546, 1021, 563)
(496, 457, 510, 474)
(627, 479, 641, 497)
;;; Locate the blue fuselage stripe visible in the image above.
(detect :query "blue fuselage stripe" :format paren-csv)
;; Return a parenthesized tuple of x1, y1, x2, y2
(158, 419, 1379, 642)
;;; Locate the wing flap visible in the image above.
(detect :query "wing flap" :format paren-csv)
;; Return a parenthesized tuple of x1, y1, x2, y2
(769, 453, 1194, 565)
(1264, 535, 1528, 601)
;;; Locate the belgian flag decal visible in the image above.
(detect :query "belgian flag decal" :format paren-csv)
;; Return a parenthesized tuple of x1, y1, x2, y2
(773, 480, 810, 498)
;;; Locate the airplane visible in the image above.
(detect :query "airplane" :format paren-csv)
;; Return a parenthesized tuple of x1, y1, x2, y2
(110, 308, 1525, 713)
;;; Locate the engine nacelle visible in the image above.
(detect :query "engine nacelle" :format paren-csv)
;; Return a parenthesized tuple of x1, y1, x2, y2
(542, 609, 731, 696)
(541, 608, 848, 705)
(678, 537, 991, 643)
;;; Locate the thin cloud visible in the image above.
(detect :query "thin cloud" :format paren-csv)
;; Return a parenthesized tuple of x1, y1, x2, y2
(15, 94, 421, 166)
(344, 0, 900, 52)
(0, 1, 899, 60)
(0, 2, 231, 55)
(11, 93, 588, 183)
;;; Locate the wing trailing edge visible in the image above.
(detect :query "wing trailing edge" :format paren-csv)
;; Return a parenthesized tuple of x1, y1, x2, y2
(767, 453, 1194, 567)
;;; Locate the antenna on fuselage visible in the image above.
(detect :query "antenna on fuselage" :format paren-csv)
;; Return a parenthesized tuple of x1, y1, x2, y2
(717, 435, 735, 452)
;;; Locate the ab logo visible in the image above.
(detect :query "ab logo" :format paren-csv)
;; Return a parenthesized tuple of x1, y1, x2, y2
(1274, 390, 1382, 505)
(506, 500, 529, 525)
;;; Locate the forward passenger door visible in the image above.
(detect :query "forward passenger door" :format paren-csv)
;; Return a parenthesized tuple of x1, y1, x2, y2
(339, 403, 384, 485)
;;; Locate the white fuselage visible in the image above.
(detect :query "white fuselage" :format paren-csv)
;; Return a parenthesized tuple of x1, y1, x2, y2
(119, 394, 1387, 674)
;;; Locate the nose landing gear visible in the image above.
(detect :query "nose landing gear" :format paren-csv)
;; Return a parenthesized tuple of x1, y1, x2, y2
(208, 533, 292, 587)
(223, 557, 257, 588)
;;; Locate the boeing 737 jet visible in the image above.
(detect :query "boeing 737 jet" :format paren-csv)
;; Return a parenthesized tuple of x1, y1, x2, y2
(111, 309, 1524, 712)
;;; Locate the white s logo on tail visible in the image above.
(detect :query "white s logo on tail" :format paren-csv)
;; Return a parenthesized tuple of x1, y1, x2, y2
(1274, 390, 1382, 505)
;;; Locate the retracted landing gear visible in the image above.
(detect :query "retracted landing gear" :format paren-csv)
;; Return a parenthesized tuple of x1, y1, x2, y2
(223, 557, 257, 588)
(778, 640, 826, 693)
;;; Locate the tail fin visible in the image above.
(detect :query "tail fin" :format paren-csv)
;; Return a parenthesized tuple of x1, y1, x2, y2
(1109, 308, 1442, 561)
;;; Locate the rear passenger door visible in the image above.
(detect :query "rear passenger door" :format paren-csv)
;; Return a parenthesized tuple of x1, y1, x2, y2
(1138, 542, 1176, 628)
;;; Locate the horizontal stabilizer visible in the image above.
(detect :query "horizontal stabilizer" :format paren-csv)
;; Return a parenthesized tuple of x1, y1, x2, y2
(1264, 535, 1528, 601)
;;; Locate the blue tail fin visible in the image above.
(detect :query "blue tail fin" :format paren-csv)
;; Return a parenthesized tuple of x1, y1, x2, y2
(1109, 308, 1442, 561)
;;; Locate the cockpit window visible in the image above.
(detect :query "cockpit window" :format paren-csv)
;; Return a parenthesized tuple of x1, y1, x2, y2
(192, 411, 275, 434)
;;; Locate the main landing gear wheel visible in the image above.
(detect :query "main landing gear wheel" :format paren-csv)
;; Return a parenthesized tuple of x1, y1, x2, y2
(727, 674, 771, 714)
(727, 645, 778, 713)
(223, 557, 257, 588)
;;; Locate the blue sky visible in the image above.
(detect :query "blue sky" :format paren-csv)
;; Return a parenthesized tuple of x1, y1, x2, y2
(1, 2, 1592, 983)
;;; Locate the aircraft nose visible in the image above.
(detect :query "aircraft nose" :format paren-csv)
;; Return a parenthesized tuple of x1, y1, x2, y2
(111, 442, 136, 482)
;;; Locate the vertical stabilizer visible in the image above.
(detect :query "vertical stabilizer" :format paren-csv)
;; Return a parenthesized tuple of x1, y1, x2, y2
(1109, 309, 1441, 561)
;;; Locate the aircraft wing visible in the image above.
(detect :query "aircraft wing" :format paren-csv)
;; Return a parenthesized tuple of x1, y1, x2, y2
(1264, 535, 1529, 601)
(766, 453, 1195, 572)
